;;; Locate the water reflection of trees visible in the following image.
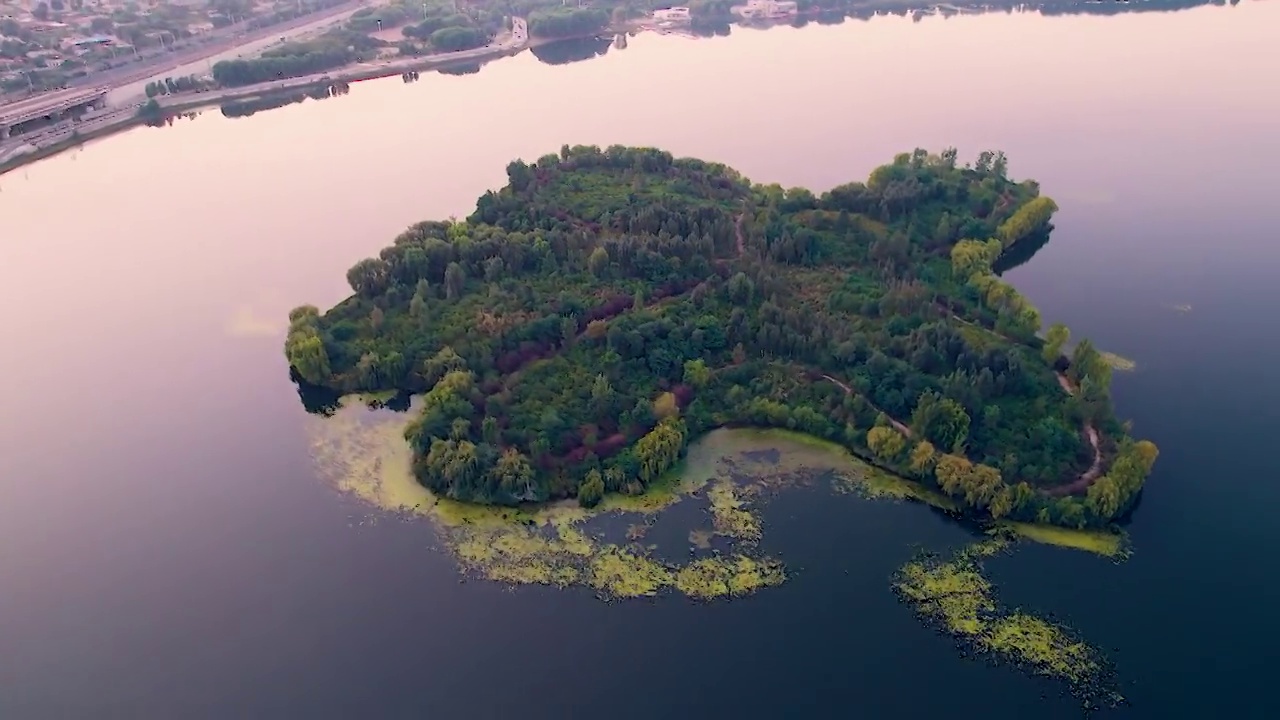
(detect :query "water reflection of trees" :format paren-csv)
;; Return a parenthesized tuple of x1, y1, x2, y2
(218, 82, 350, 120)
(727, 0, 1237, 26)
(437, 62, 483, 76)
(991, 227, 1052, 276)
(530, 36, 613, 66)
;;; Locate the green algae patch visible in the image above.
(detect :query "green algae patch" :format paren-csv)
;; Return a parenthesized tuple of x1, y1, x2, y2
(835, 463, 959, 512)
(708, 478, 762, 543)
(996, 521, 1129, 560)
(675, 555, 786, 600)
(893, 540, 1115, 703)
(306, 396, 428, 514)
(307, 392, 1123, 703)
(589, 547, 673, 599)
(1099, 351, 1136, 372)
(307, 400, 797, 602)
(894, 542, 1003, 636)
(984, 614, 1099, 684)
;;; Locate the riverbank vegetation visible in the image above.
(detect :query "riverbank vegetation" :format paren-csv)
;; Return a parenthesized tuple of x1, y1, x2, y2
(212, 29, 386, 87)
(285, 145, 1157, 529)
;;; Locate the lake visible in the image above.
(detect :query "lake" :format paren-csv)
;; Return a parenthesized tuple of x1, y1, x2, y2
(2, 2, 1278, 716)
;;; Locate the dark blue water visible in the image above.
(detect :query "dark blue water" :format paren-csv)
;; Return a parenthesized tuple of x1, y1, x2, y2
(2, 4, 1277, 717)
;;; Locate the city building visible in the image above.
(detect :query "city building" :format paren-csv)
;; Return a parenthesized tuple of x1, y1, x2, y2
(652, 6, 692, 24)
(732, 0, 799, 20)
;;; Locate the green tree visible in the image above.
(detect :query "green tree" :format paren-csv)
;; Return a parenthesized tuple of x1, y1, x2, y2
(578, 469, 605, 507)
(444, 261, 465, 300)
(347, 257, 390, 297)
(682, 359, 711, 388)
(410, 279, 430, 318)
(1042, 322, 1069, 363)
(560, 316, 577, 347)
(911, 392, 970, 453)
(588, 247, 609, 277)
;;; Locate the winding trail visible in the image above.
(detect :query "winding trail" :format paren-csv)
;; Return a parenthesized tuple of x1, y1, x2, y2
(819, 374, 913, 437)
(1047, 372, 1104, 497)
(931, 301, 1104, 495)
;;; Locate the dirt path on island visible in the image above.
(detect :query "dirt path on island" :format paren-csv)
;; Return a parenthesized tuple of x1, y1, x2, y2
(734, 212, 746, 256)
(819, 374, 913, 437)
(931, 302, 1105, 495)
(1045, 372, 1104, 497)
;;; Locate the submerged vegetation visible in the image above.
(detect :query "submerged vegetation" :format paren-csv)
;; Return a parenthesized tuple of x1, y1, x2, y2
(287, 145, 1157, 530)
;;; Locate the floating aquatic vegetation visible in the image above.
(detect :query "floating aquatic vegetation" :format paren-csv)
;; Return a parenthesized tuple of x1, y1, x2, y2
(894, 539, 1116, 703)
(707, 478, 762, 543)
(588, 546, 673, 599)
(308, 393, 1130, 708)
(896, 557, 994, 635)
(1098, 351, 1137, 372)
(985, 613, 1099, 685)
(307, 400, 790, 602)
(995, 521, 1129, 560)
(833, 462, 959, 512)
(674, 555, 786, 600)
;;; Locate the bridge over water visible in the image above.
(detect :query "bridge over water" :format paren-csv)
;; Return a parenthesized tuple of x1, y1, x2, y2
(0, 87, 109, 140)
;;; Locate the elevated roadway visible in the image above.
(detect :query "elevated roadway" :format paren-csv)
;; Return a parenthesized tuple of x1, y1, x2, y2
(0, 87, 108, 139)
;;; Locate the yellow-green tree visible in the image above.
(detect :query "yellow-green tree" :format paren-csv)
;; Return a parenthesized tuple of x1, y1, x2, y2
(996, 196, 1058, 248)
(578, 469, 605, 508)
(682, 359, 711, 388)
(1042, 322, 1070, 363)
(634, 417, 687, 484)
(653, 391, 679, 419)
(491, 448, 537, 501)
(284, 305, 331, 384)
(908, 440, 937, 478)
(950, 238, 1002, 279)
(867, 426, 906, 461)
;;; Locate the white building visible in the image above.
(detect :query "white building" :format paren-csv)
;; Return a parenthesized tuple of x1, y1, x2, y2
(732, 0, 798, 20)
(652, 6, 691, 23)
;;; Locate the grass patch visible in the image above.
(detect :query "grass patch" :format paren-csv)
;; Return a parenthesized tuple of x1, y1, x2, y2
(1098, 351, 1136, 372)
(996, 521, 1129, 560)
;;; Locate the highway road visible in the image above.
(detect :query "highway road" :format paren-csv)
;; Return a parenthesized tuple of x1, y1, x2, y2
(105, 3, 373, 106)
(151, 16, 531, 109)
(0, 1, 371, 108)
(1, 18, 530, 170)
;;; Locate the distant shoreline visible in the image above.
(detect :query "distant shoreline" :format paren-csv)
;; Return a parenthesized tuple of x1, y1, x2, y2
(0, 21, 532, 177)
(0, 0, 1231, 177)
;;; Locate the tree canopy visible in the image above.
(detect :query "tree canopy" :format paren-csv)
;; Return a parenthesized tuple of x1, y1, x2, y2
(285, 145, 1156, 528)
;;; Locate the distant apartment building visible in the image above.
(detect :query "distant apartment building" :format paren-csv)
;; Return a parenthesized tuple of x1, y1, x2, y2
(732, 0, 799, 20)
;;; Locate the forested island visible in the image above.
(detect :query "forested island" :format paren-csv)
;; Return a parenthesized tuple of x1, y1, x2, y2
(285, 146, 1157, 529)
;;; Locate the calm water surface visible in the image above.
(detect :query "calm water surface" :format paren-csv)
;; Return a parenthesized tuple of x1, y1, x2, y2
(3, 3, 1278, 717)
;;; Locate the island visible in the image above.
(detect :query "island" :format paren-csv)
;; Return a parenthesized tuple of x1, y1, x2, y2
(285, 145, 1157, 530)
